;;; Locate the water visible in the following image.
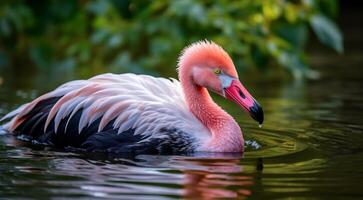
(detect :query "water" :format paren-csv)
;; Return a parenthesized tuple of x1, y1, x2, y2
(1, 45, 363, 199)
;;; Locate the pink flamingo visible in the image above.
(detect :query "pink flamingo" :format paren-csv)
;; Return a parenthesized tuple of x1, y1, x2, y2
(1, 41, 263, 153)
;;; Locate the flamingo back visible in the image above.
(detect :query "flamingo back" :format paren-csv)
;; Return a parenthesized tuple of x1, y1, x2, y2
(1, 73, 210, 153)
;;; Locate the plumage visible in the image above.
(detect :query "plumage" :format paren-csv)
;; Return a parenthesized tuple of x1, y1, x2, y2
(1, 40, 264, 154)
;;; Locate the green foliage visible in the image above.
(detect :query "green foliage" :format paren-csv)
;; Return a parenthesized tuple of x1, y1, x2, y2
(0, 0, 343, 79)
(310, 14, 343, 53)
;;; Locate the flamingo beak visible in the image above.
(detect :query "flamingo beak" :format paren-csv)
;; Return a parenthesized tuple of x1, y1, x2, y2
(224, 79, 264, 124)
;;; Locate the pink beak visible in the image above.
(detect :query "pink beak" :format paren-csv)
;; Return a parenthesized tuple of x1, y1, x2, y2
(224, 79, 264, 124)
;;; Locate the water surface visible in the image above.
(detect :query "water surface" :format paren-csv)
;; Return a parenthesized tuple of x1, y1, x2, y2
(1, 49, 363, 199)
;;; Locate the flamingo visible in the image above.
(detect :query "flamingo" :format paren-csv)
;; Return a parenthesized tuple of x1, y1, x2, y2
(0, 40, 263, 154)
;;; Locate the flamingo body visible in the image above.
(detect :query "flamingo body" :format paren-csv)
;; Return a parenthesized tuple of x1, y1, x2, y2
(1, 41, 263, 154)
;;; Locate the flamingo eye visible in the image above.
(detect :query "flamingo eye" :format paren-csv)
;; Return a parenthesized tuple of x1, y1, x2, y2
(214, 69, 222, 75)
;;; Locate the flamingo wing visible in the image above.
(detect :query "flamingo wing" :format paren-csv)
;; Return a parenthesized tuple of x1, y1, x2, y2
(1, 73, 210, 153)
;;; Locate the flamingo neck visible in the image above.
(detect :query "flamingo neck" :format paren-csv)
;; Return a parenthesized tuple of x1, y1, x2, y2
(179, 72, 244, 152)
(185, 83, 227, 128)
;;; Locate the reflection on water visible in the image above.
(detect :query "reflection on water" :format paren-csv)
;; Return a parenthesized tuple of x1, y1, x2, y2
(0, 141, 254, 199)
(1, 50, 363, 198)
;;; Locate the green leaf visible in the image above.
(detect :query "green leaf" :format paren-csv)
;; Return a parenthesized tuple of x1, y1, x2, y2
(310, 14, 343, 53)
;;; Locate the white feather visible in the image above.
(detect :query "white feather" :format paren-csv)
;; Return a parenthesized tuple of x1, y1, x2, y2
(5, 73, 211, 143)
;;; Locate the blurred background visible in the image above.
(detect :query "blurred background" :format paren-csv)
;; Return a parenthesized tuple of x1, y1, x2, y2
(0, 0, 344, 82)
(1, 1, 363, 199)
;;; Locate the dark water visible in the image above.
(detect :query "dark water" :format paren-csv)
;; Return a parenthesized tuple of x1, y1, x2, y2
(1, 48, 363, 199)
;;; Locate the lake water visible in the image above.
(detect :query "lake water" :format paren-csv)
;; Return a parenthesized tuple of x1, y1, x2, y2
(1, 45, 363, 199)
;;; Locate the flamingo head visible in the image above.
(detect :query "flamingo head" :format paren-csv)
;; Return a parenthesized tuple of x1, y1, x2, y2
(178, 40, 264, 125)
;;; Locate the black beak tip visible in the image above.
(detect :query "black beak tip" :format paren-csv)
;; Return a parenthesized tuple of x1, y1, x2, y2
(250, 102, 264, 124)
